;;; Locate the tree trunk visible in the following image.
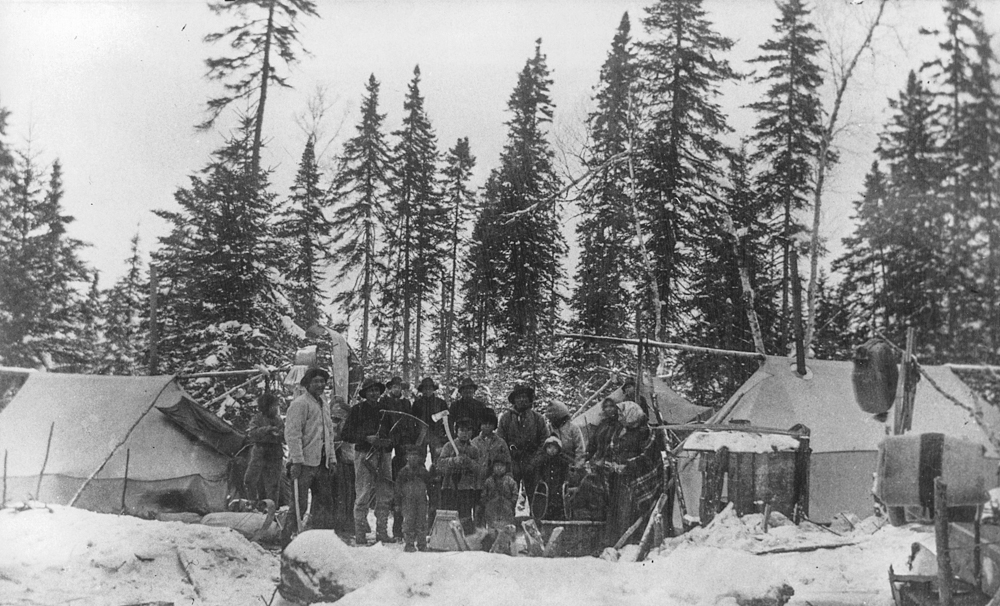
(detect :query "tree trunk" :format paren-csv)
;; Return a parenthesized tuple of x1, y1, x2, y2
(251, 0, 275, 181)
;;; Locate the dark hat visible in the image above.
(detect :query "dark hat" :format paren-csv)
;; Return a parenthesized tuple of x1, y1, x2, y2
(454, 416, 476, 430)
(388, 376, 404, 387)
(481, 407, 498, 427)
(622, 376, 637, 387)
(360, 377, 385, 396)
(418, 377, 438, 391)
(507, 383, 535, 404)
(300, 367, 331, 387)
(457, 376, 478, 391)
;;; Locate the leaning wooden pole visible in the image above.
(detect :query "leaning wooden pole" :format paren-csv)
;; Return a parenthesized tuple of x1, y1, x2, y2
(35, 422, 54, 501)
(554, 333, 765, 361)
(3, 450, 7, 507)
(120, 448, 130, 514)
(149, 264, 159, 375)
(935, 477, 953, 606)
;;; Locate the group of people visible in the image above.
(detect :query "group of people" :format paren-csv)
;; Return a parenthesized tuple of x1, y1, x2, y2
(241, 369, 663, 552)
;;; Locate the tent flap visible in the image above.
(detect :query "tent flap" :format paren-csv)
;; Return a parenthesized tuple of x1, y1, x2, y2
(157, 396, 246, 457)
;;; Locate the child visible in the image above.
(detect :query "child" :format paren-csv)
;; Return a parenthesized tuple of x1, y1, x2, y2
(471, 408, 510, 526)
(437, 416, 483, 534)
(395, 444, 431, 552)
(529, 436, 570, 520)
(480, 458, 517, 553)
(243, 393, 285, 503)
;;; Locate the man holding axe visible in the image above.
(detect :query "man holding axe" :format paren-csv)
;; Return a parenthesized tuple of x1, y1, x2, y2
(285, 368, 338, 536)
(342, 377, 395, 545)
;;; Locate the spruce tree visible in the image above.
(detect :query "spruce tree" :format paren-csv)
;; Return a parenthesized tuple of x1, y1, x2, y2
(482, 40, 566, 367)
(637, 0, 738, 346)
(461, 178, 503, 370)
(328, 75, 393, 364)
(0, 152, 90, 369)
(276, 136, 332, 329)
(439, 137, 477, 380)
(151, 121, 295, 423)
(103, 233, 148, 375)
(386, 66, 447, 380)
(746, 0, 827, 354)
(200, 0, 319, 178)
(570, 12, 640, 371)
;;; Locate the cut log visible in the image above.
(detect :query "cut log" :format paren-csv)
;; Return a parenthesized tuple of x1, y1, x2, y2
(636, 493, 669, 561)
(614, 515, 646, 550)
(490, 524, 516, 556)
(522, 519, 545, 557)
(449, 520, 470, 551)
(543, 526, 565, 558)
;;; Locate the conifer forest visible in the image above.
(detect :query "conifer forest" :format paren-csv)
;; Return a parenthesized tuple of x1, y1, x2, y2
(3, 0, 1000, 427)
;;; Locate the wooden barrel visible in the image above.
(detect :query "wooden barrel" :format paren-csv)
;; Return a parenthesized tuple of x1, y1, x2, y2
(875, 433, 988, 507)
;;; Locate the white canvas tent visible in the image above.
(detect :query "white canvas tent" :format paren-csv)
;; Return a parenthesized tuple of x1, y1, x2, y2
(0, 371, 235, 515)
(680, 356, 1000, 522)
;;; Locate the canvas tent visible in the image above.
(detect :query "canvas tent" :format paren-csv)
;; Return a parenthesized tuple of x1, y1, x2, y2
(680, 356, 1000, 522)
(0, 371, 239, 515)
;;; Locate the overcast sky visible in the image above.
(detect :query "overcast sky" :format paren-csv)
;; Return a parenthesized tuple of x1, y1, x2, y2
(1, 0, 996, 296)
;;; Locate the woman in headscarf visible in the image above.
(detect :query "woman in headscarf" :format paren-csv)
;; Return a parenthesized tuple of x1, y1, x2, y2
(603, 401, 657, 546)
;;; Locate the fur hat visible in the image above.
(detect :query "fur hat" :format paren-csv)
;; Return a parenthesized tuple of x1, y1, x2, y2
(507, 383, 535, 404)
(300, 367, 331, 387)
(359, 377, 385, 397)
(545, 402, 571, 421)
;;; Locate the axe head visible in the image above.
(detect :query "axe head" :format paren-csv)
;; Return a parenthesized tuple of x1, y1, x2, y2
(431, 409, 450, 423)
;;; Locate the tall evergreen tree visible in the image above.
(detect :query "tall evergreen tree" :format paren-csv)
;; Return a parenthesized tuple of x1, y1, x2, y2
(570, 12, 640, 371)
(102, 233, 148, 375)
(276, 136, 332, 329)
(200, 0, 319, 177)
(746, 0, 827, 353)
(385, 66, 447, 380)
(0, 152, 89, 369)
(461, 179, 503, 370)
(329, 75, 393, 364)
(638, 0, 738, 348)
(152, 121, 295, 422)
(478, 40, 566, 368)
(439, 137, 476, 380)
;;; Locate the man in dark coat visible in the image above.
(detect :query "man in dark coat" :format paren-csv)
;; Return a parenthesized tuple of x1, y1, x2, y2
(379, 376, 415, 540)
(410, 377, 448, 460)
(497, 383, 549, 514)
(341, 377, 394, 545)
(449, 376, 488, 435)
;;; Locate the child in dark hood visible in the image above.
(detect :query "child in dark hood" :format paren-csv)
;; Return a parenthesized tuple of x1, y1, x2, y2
(480, 458, 518, 553)
(529, 436, 570, 520)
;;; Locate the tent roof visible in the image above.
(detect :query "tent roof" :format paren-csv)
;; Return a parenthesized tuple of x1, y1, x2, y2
(0, 372, 228, 480)
(717, 356, 1000, 456)
(574, 375, 712, 427)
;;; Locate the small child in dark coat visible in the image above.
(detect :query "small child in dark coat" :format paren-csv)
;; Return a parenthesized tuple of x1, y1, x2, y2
(243, 393, 284, 503)
(395, 444, 431, 552)
(480, 458, 518, 553)
(529, 436, 570, 520)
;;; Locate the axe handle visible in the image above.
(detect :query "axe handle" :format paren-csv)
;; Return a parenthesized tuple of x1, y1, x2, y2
(442, 416, 460, 456)
(293, 477, 303, 533)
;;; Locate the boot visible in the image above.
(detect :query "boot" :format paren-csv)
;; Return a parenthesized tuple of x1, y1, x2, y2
(375, 515, 392, 543)
(404, 543, 416, 553)
(354, 524, 369, 547)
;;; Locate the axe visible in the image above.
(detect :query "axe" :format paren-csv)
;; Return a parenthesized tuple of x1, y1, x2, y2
(431, 408, 459, 455)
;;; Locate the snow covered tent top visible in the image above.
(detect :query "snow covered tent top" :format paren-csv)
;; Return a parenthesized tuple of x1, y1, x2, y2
(685, 356, 1000, 522)
(0, 371, 238, 515)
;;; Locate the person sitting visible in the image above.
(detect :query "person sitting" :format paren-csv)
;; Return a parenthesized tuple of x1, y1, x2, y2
(437, 416, 484, 534)
(395, 444, 431, 552)
(545, 402, 585, 468)
(529, 436, 570, 520)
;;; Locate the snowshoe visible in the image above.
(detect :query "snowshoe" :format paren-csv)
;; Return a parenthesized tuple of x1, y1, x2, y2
(532, 481, 550, 520)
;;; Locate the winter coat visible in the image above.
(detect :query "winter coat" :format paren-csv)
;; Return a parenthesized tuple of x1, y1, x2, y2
(411, 395, 449, 451)
(437, 439, 484, 491)
(481, 473, 518, 529)
(394, 464, 430, 504)
(341, 398, 393, 454)
(548, 416, 585, 468)
(379, 394, 420, 449)
(497, 409, 549, 464)
(285, 392, 337, 467)
(247, 412, 284, 460)
(529, 449, 570, 491)
(586, 417, 620, 463)
(471, 432, 511, 487)
(449, 396, 489, 433)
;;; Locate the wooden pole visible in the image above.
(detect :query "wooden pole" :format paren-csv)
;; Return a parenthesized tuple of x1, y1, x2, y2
(554, 332, 766, 360)
(935, 477, 953, 606)
(637, 492, 670, 561)
(570, 376, 615, 421)
(149, 264, 159, 375)
(120, 448, 130, 514)
(900, 328, 918, 433)
(2, 450, 6, 508)
(36, 422, 54, 501)
(789, 249, 807, 376)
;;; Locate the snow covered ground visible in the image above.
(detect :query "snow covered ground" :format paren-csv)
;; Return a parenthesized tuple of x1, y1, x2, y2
(0, 501, 933, 606)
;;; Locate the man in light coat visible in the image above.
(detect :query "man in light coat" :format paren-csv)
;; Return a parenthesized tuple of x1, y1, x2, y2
(285, 367, 338, 533)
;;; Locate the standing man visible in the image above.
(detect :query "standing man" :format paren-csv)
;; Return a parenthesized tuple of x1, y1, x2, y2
(342, 377, 394, 545)
(410, 376, 449, 527)
(497, 384, 549, 514)
(285, 367, 338, 534)
(450, 376, 488, 435)
(380, 376, 415, 541)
